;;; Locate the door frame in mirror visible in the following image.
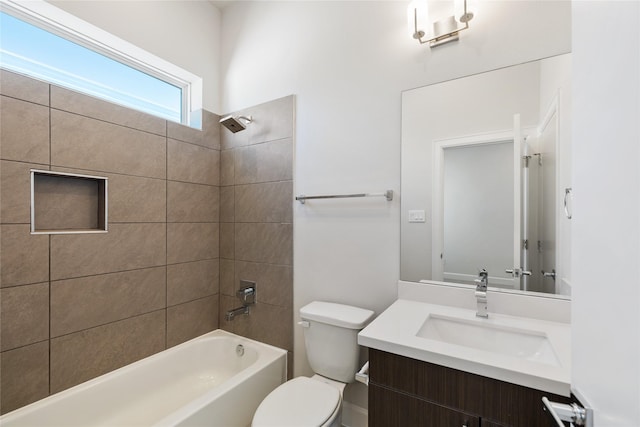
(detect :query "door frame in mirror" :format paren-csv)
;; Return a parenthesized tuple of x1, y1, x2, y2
(432, 130, 514, 286)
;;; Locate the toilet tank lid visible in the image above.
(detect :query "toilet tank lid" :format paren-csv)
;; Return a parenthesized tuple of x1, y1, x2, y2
(300, 301, 375, 329)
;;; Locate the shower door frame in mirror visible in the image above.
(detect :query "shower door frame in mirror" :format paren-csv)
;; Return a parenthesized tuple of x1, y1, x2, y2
(400, 53, 572, 297)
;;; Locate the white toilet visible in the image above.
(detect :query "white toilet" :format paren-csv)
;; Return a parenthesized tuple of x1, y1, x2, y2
(251, 301, 374, 427)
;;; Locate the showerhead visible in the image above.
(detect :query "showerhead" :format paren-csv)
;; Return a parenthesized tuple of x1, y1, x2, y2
(220, 115, 252, 133)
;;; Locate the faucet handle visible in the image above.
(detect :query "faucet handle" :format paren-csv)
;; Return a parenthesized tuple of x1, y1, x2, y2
(475, 269, 488, 291)
(237, 280, 256, 305)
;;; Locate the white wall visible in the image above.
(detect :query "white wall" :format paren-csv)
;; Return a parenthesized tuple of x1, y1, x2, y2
(49, 0, 222, 113)
(571, 1, 640, 425)
(219, 0, 571, 411)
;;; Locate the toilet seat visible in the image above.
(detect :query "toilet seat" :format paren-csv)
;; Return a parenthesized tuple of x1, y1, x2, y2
(252, 377, 341, 426)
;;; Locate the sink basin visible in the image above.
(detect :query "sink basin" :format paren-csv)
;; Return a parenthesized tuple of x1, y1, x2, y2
(416, 314, 560, 366)
(357, 297, 571, 396)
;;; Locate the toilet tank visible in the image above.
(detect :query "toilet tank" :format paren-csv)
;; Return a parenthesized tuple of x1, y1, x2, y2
(300, 302, 374, 383)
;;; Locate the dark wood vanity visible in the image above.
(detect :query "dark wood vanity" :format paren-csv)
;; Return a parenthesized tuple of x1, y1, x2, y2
(368, 349, 572, 427)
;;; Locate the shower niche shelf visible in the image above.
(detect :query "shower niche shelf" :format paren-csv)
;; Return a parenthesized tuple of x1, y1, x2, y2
(30, 169, 108, 235)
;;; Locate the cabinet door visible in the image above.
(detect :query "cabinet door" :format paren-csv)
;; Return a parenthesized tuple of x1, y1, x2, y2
(369, 384, 480, 427)
(498, 381, 571, 427)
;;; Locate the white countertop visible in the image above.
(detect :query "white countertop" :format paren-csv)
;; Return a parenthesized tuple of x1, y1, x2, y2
(358, 298, 571, 396)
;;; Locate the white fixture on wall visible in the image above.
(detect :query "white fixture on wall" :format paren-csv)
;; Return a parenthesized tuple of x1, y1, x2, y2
(407, 0, 475, 47)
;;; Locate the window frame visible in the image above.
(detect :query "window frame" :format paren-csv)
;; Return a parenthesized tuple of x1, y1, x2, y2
(0, 0, 203, 128)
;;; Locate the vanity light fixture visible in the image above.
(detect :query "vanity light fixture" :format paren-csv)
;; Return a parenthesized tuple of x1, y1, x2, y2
(408, 0, 475, 48)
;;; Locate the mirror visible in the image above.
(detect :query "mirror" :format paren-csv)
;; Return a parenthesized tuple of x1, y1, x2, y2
(401, 53, 572, 297)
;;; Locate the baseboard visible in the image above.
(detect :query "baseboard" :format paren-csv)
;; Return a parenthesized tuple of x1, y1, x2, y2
(342, 401, 368, 427)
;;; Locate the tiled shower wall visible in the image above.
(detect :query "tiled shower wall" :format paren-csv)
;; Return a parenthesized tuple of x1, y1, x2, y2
(0, 70, 221, 414)
(218, 96, 294, 376)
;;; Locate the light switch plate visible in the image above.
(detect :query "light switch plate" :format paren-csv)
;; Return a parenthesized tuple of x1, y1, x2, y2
(408, 210, 426, 223)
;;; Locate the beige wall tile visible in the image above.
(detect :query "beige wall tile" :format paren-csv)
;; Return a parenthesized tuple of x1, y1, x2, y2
(287, 351, 294, 380)
(0, 96, 50, 164)
(233, 302, 292, 351)
(167, 223, 218, 264)
(235, 181, 293, 223)
(221, 96, 294, 149)
(167, 181, 219, 223)
(219, 259, 235, 297)
(219, 186, 234, 222)
(51, 86, 166, 136)
(218, 295, 237, 333)
(0, 283, 49, 351)
(220, 122, 249, 150)
(234, 138, 293, 185)
(167, 110, 220, 149)
(235, 261, 292, 308)
(0, 225, 49, 287)
(1, 161, 43, 224)
(0, 70, 49, 106)
(235, 223, 293, 265)
(167, 259, 219, 306)
(0, 341, 49, 414)
(220, 149, 235, 186)
(220, 222, 235, 260)
(167, 139, 219, 185)
(51, 267, 166, 337)
(50, 310, 165, 393)
(33, 174, 100, 231)
(247, 95, 295, 145)
(51, 110, 166, 179)
(50, 167, 167, 224)
(167, 295, 218, 347)
(106, 173, 166, 223)
(50, 223, 166, 280)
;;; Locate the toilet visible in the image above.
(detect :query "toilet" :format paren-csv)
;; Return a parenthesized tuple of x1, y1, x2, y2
(252, 301, 375, 427)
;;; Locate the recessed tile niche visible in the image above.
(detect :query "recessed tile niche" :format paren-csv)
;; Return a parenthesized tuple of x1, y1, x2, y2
(31, 170, 108, 234)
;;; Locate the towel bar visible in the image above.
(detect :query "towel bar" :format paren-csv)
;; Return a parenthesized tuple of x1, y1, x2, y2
(296, 190, 393, 204)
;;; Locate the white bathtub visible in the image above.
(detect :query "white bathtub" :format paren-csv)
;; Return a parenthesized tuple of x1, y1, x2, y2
(1, 330, 287, 427)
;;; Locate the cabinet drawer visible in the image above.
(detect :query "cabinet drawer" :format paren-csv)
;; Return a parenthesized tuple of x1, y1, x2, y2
(369, 384, 480, 427)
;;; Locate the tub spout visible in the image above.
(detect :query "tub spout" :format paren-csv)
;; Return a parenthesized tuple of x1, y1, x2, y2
(226, 305, 250, 321)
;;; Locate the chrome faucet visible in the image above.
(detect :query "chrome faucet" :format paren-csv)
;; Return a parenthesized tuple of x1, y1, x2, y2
(225, 305, 250, 321)
(474, 269, 488, 318)
(225, 281, 256, 321)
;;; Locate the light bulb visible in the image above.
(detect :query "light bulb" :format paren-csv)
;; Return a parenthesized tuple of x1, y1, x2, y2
(407, 0, 429, 40)
(454, 0, 476, 23)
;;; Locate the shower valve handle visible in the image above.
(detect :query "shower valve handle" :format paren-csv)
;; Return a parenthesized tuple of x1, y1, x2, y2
(237, 281, 256, 305)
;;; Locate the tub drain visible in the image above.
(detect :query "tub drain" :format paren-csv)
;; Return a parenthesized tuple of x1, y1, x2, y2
(236, 344, 245, 357)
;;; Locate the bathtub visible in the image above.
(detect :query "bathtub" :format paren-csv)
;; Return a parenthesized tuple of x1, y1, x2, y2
(1, 329, 287, 427)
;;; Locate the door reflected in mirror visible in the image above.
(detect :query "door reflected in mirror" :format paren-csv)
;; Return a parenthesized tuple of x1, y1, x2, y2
(439, 138, 515, 288)
(401, 53, 572, 296)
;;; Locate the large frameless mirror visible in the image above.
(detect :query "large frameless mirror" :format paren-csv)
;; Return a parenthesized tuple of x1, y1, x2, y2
(401, 53, 572, 297)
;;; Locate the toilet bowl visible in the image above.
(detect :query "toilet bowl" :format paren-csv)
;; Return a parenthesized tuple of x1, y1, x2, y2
(251, 301, 374, 427)
(251, 375, 345, 427)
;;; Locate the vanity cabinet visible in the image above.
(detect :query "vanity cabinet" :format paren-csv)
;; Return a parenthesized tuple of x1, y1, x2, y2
(370, 384, 480, 426)
(368, 349, 571, 427)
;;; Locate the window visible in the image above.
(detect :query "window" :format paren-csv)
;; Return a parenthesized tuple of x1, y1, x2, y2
(0, 0, 202, 127)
